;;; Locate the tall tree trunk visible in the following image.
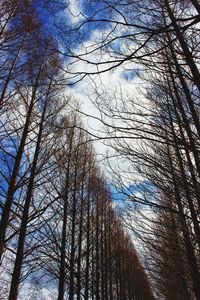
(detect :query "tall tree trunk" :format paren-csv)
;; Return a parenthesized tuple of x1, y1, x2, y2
(166, 133, 200, 300)
(165, 0, 200, 92)
(76, 143, 88, 300)
(58, 128, 74, 300)
(69, 144, 79, 300)
(0, 73, 41, 261)
(84, 173, 91, 300)
(8, 92, 48, 300)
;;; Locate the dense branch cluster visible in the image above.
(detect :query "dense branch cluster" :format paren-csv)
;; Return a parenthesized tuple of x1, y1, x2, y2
(62, 1, 200, 299)
(0, 1, 154, 299)
(1, 0, 200, 299)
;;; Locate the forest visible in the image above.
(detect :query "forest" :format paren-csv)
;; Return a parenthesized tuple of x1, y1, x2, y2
(0, 0, 200, 299)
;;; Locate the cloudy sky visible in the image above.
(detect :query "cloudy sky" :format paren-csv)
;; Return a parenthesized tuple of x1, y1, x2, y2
(57, 1, 145, 158)
(35, 0, 151, 204)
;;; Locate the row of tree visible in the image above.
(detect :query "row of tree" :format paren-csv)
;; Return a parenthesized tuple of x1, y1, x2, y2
(64, 0, 200, 299)
(0, 1, 154, 299)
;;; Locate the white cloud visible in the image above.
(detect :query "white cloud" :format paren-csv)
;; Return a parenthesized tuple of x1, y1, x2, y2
(61, 12, 152, 187)
(64, 0, 84, 24)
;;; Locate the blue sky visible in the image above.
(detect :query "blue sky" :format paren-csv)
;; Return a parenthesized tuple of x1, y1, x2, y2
(31, 0, 150, 207)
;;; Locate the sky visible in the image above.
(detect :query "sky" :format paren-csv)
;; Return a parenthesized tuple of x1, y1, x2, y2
(0, 0, 148, 215)
(0, 3, 155, 297)
(53, 2, 156, 254)
(33, 0, 152, 209)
